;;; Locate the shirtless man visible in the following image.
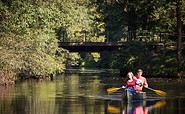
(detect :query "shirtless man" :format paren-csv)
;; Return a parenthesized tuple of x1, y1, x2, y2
(133, 69, 148, 92)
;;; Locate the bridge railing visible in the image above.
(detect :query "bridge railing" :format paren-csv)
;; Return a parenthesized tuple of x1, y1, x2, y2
(124, 30, 163, 42)
(58, 30, 185, 43)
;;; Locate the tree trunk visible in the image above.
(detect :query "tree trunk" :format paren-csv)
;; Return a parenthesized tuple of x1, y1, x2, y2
(176, 0, 184, 77)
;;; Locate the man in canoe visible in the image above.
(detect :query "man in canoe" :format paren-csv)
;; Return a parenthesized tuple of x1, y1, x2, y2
(133, 69, 148, 92)
(122, 70, 147, 101)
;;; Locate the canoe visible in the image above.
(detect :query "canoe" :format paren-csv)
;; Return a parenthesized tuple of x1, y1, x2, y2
(122, 89, 146, 101)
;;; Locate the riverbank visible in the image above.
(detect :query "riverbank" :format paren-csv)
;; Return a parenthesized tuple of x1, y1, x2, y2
(0, 76, 14, 85)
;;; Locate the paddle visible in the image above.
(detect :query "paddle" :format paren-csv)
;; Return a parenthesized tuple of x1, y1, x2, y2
(107, 105, 120, 113)
(107, 86, 125, 93)
(153, 100, 166, 108)
(145, 87, 166, 97)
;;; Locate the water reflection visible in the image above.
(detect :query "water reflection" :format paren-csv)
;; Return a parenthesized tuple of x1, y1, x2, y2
(0, 70, 185, 114)
(0, 86, 15, 114)
(107, 100, 166, 114)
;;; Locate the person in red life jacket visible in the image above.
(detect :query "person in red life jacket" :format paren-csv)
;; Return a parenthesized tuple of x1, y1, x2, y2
(124, 72, 137, 92)
(133, 69, 148, 92)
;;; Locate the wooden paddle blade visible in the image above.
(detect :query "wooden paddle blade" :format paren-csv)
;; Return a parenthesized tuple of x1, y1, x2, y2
(153, 100, 166, 108)
(107, 88, 121, 93)
(107, 105, 120, 113)
(154, 90, 167, 96)
(145, 87, 167, 97)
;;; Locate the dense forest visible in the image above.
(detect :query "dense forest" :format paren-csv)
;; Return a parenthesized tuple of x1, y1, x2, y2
(0, 0, 185, 83)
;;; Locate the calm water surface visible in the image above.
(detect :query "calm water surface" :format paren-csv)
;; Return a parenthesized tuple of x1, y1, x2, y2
(0, 69, 185, 114)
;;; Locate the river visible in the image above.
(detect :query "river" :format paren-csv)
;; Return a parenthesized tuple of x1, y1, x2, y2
(0, 68, 185, 114)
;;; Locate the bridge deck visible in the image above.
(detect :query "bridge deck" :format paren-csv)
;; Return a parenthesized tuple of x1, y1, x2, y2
(58, 42, 164, 52)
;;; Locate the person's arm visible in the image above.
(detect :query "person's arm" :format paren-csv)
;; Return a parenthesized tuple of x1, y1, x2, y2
(135, 79, 143, 87)
(133, 76, 137, 80)
(133, 76, 142, 86)
(143, 78, 148, 87)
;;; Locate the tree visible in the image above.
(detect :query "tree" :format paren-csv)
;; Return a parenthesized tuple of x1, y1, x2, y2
(0, 0, 65, 80)
(56, 0, 106, 67)
(176, 0, 184, 77)
(108, 0, 185, 77)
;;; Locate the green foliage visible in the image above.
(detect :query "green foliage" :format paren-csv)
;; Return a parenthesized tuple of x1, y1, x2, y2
(0, 0, 65, 79)
(101, 0, 185, 41)
(57, 0, 106, 42)
(65, 53, 81, 67)
(1, 0, 185, 79)
(79, 52, 101, 68)
(111, 43, 152, 73)
(110, 42, 183, 77)
(55, 0, 106, 67)
(98, 0, 185, 77)
(151, 52, 178, 76)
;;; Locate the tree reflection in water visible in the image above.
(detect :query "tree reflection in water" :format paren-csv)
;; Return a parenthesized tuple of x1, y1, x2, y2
(0, 72, 185, 114)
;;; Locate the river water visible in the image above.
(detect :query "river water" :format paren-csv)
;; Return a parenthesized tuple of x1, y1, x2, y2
(0, 68, 185, 114)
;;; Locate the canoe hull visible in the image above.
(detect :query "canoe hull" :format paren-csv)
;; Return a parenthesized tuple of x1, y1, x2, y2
(122, 90, 146, 101)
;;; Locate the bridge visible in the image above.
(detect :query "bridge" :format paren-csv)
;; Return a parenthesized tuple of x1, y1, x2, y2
(57, 30, 185, 52)
(58, 42, 164, 52)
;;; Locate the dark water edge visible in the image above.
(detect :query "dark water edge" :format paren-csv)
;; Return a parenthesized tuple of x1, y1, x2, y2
(65, 67, 185, 78)
(64, 68, 120, 76)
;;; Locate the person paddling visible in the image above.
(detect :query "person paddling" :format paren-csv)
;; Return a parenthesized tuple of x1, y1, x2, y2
(133, 69, 148, 92)
(124, 72, 136, 92)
